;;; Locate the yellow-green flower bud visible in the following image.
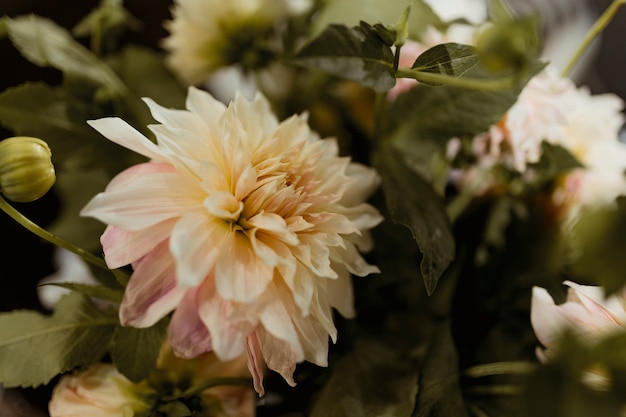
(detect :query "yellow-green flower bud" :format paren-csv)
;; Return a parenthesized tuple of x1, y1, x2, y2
(0, 136, 56, 202)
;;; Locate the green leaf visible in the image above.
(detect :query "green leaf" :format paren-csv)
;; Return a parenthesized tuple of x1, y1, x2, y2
(292, 22, 395, 92)
(388, 60, 546, 141)
(528, 141, 584, 181)
(112, 317, 169, 382)
(41, 282, 123, 303)
(411, 43, 479, 85)
(0, 292, 117, 388)
(310, 337, 420, 417)
(3, 15, 125, 93)
(413, 320, 469, 417)
(374, 145, 455, 294)
(157, 400, 192, 417)
(570, 196, 626, 296)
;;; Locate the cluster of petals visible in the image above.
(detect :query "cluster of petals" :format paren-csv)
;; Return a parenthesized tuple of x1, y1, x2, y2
(531, 281, 626, 362)
(162, 0, 311, 85)
(81, 86, 383, 394)
(455, 68, 626, 225)
(48, 364, 155, 417)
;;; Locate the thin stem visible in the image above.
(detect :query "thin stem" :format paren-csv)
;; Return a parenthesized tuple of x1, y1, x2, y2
(0, 194, 109, 271)
(464, 361, 537, 378)
(164, 377, 253, 401)
(396, 67, 516, 91)
(561, 0, 626, 77)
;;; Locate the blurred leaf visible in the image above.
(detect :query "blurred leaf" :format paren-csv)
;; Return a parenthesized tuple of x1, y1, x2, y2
(47, 170, 111, 252)
(292, 22, 395, 92)
(411, 43, 479, 85)
(413, 320, 469, 417)
(528, 141, 584, 182)
(310, 337, 419, 417)
(375, 145, 455, 294)
(73, 0, 142, 53)
(157, 400, 192, 417)
(388, 60, 545, 141)
(570, 196, 626, 295)
(0, 292, 117, 388)
(112, 317, 168, 382)
(41, 282, 123, 303)
(2, 15, 125, 93)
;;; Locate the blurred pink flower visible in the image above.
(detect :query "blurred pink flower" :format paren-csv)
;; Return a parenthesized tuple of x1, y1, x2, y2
(531, 280, 626, 363)
(81, 87, 383, 394)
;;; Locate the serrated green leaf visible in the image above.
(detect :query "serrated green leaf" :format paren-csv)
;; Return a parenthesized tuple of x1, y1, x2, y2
(112, 317, 169, 382)
(411, 43, 479, 85)
(292, 22, 395, 92)
(41, 282, 123, 303)
(374, 145, 455, 294)
(0, 292, 117, 388)
(389, 60, 545, 141)
(4, 15, 125, 93)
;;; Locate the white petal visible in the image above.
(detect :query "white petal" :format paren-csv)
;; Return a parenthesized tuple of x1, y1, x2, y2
(87, 118, 165, 162)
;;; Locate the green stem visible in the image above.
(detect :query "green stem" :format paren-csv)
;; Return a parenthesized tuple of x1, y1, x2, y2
(0, 194, 109, 272)
(561, 0, 626, 77)
(464, 361, 537, 378)
(396, 67, 516, 90)
(164, 377, 253, 402)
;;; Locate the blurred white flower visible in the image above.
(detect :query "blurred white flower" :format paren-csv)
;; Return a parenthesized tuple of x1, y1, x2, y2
(37, 248, 100, 310)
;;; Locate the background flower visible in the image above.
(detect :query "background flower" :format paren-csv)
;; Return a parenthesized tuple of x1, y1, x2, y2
(81, 86, 383, 395)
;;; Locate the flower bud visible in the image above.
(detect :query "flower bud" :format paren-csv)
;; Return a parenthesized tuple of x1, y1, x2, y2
(0, 136, 56, 202)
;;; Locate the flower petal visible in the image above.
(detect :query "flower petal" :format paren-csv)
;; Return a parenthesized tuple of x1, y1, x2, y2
(87, 118, 165, 162)
(168, 289, 213, 359)
(120, 241, 185, 327)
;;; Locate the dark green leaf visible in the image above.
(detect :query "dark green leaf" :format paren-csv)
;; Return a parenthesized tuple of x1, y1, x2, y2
(528, 141, 584, 180)
(158, 400, 192, 417)
(112, 317, 169, 382)
(388, 60, 546, 141)
(0, 292, 117, 388)
(3, 15, 125, 92)
(40, 282, 123, 303)
(291, 23, 395, 92)
(374, 145, 455, 294)
(570, 196, 626, 295)
(310, 337, 420, 417)
(413, 320, 469, 417)
(411, 43, 479, 85)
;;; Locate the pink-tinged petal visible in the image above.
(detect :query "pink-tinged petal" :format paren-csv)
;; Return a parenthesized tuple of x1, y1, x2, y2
(257, 329, 299, 387)
(214, 232, 274, 303)
(530, 286, 577, 350)
(82, 170, 202, 231)
(245, 331, 266, 396)
(120, 241, 185, 327)
(101, 220, 176, 268)
(564, 281, 626, 325)
(197, 284, 252, 361)
(103, 162, 176, 191)
(168, 290, 213, 359)
(170, 213, 229, 288)
(87, 118, 165, 162)
(257, 286, 304, 363)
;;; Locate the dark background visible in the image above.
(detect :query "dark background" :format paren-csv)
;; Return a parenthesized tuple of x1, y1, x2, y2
(0, 1, 624, 416)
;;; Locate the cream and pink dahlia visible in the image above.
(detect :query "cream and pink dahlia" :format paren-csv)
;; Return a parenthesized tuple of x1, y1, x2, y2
(81, 86, 383, 394)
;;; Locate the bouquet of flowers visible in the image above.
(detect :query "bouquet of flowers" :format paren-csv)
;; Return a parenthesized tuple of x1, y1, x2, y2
(1, 0, 626, 416)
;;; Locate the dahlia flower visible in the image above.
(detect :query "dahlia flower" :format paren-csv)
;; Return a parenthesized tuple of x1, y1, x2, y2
(162, 0, 312, 85)
(48, 364, 156, 417)
(531, 281, 626, 362)
(81, 86, 383, 394)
